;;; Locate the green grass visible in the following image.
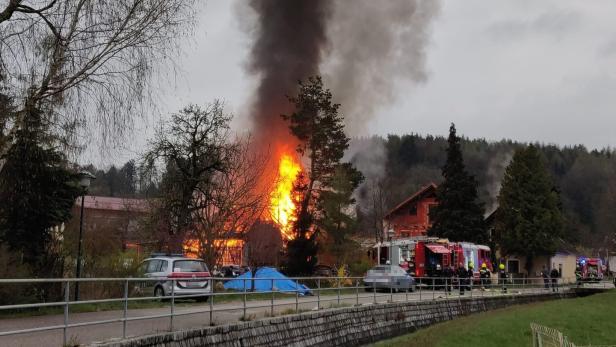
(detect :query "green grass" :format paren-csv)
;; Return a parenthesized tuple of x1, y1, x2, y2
(373, 290, 616, 347)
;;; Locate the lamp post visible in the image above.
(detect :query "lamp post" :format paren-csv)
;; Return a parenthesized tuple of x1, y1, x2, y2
(74, 171, 95, 301)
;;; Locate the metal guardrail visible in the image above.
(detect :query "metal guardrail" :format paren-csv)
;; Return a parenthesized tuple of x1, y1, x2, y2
(0, 275, 588, 346)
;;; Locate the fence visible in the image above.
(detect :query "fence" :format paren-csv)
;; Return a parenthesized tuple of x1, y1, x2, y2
(531, 323, 576, 347)
(0, 276, 582, 346)
(531, 323, 616, 347)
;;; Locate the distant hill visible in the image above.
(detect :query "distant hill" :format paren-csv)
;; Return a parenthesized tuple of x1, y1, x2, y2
(349, 134, 616, 250)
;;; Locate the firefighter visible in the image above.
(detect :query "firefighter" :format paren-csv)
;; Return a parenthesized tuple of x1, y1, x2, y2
(467, 262, 474, 291)
(498, 263, 507, 293)
(550, 265, 559, 292)
(541, 266, 550, 289)
(457, 263, 467, 295)
(443, 265, 454, 293)
(575, 265, 582, 286)
(479, 263, 490, 290)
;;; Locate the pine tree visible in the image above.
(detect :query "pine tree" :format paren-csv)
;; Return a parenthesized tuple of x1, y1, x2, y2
(0, 110, 81, 278)
(282, 76, 360, 275)
(428, 124, 487, 243)
(495, 145, 564, 274)
(318, 164, 364, 265)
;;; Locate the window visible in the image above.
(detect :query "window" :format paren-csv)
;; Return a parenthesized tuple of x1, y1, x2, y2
(160, 260, 168, 272)
(507, 260, 519, 273)
(409, 204, 417, 215)
(427, 204, 437, 222)
(145, 260, 162, 273)
(173, 260, 208, 273)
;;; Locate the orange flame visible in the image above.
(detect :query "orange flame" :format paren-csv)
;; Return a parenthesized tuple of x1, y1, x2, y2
(270, 153, 301, 240)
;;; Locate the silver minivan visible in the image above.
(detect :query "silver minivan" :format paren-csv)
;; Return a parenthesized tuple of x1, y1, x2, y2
(138, 255, 212, 301)
(363, 265, 416, 292)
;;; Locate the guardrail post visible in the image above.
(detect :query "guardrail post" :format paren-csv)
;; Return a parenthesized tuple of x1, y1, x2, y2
(63, 280, 69, 346)
(470, 277, 473, 298)
(243, 278, 247, 319)
(209, 278, 214, 326)
(419, 278, 422, 301)
(337, 277, 341, 305)
(295, 279, 299, 312)
(390, 283, 393, 303)
(356, 279, 359, 306)
(317, 278, 321, 310)
(373, 280, 376, 304)
(170, 279, 175, 332)
(123, 279, 128, 339)
(405, 281, 409, 302)
(271, 278, 274, 317)
(432, 278, 435, 300)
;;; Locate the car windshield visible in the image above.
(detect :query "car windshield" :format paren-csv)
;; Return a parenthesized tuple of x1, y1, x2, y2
(173, 260, 208, 273)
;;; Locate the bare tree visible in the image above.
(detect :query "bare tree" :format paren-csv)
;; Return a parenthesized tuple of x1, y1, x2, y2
(142, 102, 270, 267)
(244, 221, 283, 291)
(142, 102, 233, 251)
(191, 136, 270, 268)
(0, 0, 197, 169)
(359, 178, 389, 243)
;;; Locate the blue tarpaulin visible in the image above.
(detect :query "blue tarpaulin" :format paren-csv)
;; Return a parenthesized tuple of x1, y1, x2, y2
(223, 267, 311, 295)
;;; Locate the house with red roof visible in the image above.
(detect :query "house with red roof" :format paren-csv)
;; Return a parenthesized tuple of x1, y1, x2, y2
(383, 183, 438, 238)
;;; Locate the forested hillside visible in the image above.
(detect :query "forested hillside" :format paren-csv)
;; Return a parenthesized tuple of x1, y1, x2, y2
(86, 134, 616, 251)
(350, 135, 616, 249)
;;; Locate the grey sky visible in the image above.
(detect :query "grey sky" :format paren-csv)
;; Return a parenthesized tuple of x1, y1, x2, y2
(90, 0, 616, 166)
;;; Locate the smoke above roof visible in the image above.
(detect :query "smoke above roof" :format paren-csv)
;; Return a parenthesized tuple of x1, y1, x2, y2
(240, 0, 440, 143)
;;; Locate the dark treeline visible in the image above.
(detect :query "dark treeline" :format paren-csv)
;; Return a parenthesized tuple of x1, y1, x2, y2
(81, 160, 159, 198)
(352, 134, 616, 250)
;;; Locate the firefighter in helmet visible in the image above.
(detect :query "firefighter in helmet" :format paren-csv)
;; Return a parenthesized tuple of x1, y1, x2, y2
(498, 263, 507, 293)
(467, 262, 474, 291)
(456, 262, 467, 295)
(479, 262, 490, 290)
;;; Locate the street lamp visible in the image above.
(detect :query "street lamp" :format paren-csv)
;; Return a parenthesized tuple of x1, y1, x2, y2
(75, 171, 95, 301)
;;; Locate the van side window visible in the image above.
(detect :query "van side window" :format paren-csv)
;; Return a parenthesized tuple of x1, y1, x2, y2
(146, 260, 161, 273)
(159, 260, 168, 272)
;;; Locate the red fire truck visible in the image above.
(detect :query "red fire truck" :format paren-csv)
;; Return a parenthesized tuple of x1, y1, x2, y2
(576, 257, 604, 282)
(372, 237, 492, 281)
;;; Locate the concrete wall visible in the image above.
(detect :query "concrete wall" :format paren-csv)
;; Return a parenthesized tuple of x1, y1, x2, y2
(89, 292, 573, 347)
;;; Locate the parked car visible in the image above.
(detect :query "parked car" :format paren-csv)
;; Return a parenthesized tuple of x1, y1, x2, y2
(138, 254, 212, 301)
(363, 265, 416, 292)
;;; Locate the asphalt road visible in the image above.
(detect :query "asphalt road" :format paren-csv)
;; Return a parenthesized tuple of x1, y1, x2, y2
(0, 286, 575, 347)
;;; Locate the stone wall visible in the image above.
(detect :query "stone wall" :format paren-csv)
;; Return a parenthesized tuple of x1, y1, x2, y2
(89, 292, 573, 347)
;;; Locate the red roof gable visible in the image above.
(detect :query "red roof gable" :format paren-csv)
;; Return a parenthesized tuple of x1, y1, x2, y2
(384, 183, 437, 219)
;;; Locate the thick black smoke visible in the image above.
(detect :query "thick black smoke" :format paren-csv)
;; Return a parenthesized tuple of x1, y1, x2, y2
(244, 0, 332, 147)
(241, 0, 440, 145)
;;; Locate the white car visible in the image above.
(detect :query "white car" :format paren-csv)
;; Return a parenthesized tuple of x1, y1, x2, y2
(363, 265, 416, 292)
(138, 254, 212, 301)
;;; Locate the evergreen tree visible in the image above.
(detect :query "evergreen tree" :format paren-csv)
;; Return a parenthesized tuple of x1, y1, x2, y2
(495, 145, 564, 274)
(318, 164, 364, 266)
(428, 124, 487, 243)
(0, 111, 81, 277)
(282, 76, 359, 275)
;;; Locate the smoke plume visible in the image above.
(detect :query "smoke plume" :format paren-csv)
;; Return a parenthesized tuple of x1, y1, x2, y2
(241, 0, 440, 143)
(323, 0, 440, 135)
(243, 0, 332, 148)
